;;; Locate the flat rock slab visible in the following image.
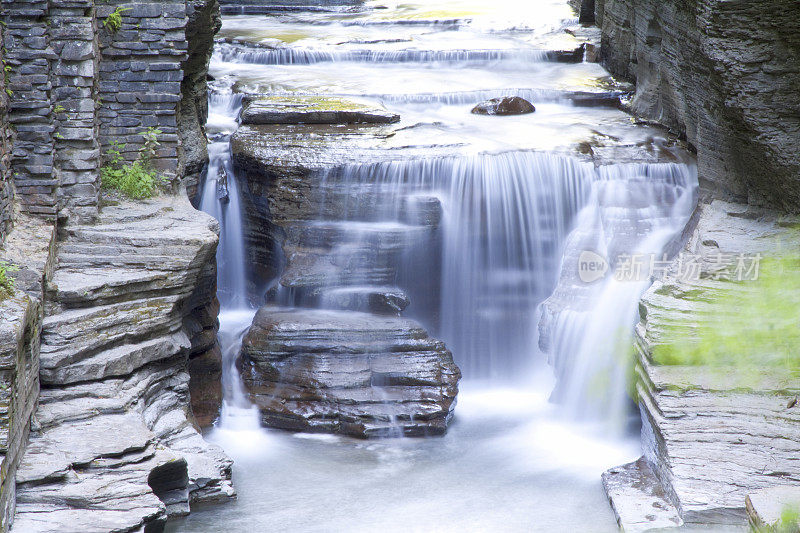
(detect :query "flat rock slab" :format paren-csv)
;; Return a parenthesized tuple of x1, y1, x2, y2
(241, 96, 399, 125)
(238, 306, 461, 438)
(602, 458, 683, 532)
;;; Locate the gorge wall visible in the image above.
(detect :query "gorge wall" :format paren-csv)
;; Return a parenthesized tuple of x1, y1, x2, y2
(0, 0, 228, 530)
(582, 0, 800, 528)
(591, 0, 800, 210)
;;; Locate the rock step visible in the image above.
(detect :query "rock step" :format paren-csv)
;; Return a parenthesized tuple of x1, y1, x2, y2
(238, 306, 461, 438)
(278, 250, 400, 290)
(218, 0, 363, 15)
(304, 187, 443, 226)
(48, 267, 178, 308)
(40, 332, 189, 386)
(14, 413, 183, 533)
(285, 220, 430, 246)
(215, 41, 582, 65)
(240, 95, 399, 125)
(602, 458, 683, 532)
(40, 296, 182, 372)
(318, 286, 410, 315)
(746, 486, 800, 531)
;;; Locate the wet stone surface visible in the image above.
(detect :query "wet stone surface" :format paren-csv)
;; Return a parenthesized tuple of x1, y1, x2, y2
(238, 306, 461, 438)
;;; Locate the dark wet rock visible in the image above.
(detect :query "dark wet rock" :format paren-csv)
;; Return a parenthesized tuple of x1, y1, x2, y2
(594, 0, 800, 210)
(471, 96, 535, 116)
(319, 286, 410, 315)
(181, 0, 223, 199)
(241, 96, 399, 125)
(238, 306, 461, 438)
(188, 343, 223, 428)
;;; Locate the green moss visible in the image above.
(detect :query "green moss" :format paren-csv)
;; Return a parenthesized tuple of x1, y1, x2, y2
(262, 95, 370, 112)
(652, 254, 800, 372)
(0, 260, 18, 301)
(103, 6, 131, 33)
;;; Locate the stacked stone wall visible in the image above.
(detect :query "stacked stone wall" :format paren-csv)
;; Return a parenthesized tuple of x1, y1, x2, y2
(1, 0, 215, 223)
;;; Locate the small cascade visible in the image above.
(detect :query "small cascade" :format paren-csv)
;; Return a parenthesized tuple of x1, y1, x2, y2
(199, 141, 249, 309)
(198, 91, 261, 431)
(543, 162, 698, 430)
(279, 152, 595, 379)
(214, 41, 551, 65)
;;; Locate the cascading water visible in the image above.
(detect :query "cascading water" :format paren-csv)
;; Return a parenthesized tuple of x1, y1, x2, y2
(544, 162, 697, 430)
(310, 153, 595, 379)
(174, 1, 700, 530)
(197, 92, 262, 431)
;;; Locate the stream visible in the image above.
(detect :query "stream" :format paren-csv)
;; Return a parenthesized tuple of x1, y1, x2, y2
(171, 0, 697, 530)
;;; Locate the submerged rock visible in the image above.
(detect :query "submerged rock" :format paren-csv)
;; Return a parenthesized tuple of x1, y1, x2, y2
(238, 306, 461, 438)
(471, 96, 535, 116)
(240, 95, 399, 125)
(319, 286, 410, 315)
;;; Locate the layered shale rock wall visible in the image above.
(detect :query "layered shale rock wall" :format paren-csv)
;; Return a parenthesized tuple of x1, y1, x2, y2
(0, 24, 14, 244)
(591, 0, 800, 210)
(0, 0, 226, 530)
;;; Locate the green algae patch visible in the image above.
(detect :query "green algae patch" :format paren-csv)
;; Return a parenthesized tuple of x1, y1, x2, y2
(651, 254, 800, 372)
(260, 96, 370, 112)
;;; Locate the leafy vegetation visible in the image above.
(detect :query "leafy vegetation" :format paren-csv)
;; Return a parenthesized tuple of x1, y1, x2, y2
(100, 128, 166, 199)
(652, 254, 800, 372)
(0, 260, 18, 300)
(103, 6, 131, 33)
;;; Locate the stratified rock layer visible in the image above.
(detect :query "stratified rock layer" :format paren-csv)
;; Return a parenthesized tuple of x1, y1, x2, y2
(241, 96, 400, 125)
(593, 0, 800, 210)
(12, 196, 234, 533)
(238, 306, 461, 438)
(605, 200, 800, 530)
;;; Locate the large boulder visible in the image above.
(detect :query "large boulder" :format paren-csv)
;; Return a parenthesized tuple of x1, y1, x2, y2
(237, 306, 461, 438)
(471, 96, 535, 115)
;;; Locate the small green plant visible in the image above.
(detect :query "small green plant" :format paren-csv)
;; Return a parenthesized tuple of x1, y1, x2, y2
(53, 104, 66, 114)
(100, 131, 167, 199)
(103, 6, 131, 33)
(0, 260, 18, 300)
(54, 132, 64, 139)
(140, 127, 162, 162)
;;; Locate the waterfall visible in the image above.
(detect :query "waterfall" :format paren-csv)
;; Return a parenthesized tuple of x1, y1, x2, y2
(198, 92, 262, 431)
(278, 152, 592, 380)
(542, 162, 698, 430)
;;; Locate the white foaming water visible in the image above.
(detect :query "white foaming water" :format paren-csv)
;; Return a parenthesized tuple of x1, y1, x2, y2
(197, 93, 263, 435)
(544, 163, 697, 431)
(314, 153, 594, 379)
